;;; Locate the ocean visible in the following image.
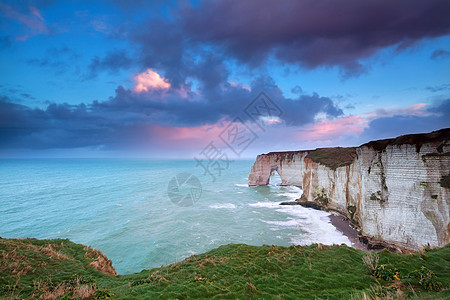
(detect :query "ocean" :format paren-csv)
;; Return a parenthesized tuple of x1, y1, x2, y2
(0, 159, 350, 274)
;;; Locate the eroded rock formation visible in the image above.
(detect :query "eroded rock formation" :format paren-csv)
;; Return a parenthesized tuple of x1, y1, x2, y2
(248, 129, 450, 251)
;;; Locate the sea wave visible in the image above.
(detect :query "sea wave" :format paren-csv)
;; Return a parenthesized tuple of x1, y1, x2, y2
(234, 183, 248, 187)
(259, 218, 299, 227)
(276, 205, 351, 246)
(277, 186, 303, 201)
(248, 201, 281, 208)
(209, 203, 236, 209)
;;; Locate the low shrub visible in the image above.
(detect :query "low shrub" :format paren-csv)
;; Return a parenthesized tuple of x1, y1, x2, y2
(407, 266, 443, 291)
(94, 288, 113, 299)
(373, 264, 400, 281)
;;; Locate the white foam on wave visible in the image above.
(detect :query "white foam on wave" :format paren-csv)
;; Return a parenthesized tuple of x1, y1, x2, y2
(260, 218, 299, 227)
(234, 183, 248, 187)
(275, 205, 351, 246)
(209, 203, 236, 209)
(248, 201, 281, 208)
(278, 186, 303, 201)
(267, 184, 281, 189)
(251, 196, 351, 246)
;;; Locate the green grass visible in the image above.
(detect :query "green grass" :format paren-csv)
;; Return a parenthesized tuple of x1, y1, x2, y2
(362, 128, 450, 153)
(1, 238, 449, 299)
(305, 147, 357, 170)
(0, 237, 115, 299)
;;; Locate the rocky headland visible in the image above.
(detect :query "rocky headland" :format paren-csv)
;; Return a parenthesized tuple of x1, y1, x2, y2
(248, 129, 450, 252)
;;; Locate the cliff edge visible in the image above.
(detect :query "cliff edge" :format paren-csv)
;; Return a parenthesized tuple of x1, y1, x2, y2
(248, 128, 450, 251)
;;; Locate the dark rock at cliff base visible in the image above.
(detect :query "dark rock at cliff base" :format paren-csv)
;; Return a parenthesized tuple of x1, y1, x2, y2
(279, 201, 300, 205)
(280, 201, 326, 211)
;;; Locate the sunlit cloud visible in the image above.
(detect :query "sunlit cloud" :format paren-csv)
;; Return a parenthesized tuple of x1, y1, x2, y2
(296, 102, 437, 142)
(133, 69, 171, 93)
(259, 116, 282, 125)
(229, 81, 251, 91)
(298, 115, 368, 141)
(366, 103, 431, 120)
(152, 122, 226, 143)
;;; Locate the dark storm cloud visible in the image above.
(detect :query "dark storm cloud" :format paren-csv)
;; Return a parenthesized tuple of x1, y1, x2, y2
(20, 93, 35, 99)
(0, 96, 147, 149)
(0, 86, 37, 104)
(131, 18, 190, 88)
(431, 49, 450, 59)
(95, 75, 343, 127)
(119, 0, 450, 92)
(88, 49, 133, 78)
(2, 0, 449, 151)
(27, 46, 79, 75)
(0, 75, 343, 149)
(175, 0, 450, 75)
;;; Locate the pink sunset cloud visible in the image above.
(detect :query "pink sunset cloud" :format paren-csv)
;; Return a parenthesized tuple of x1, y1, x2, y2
(151, 123, 225, 143)
(229, 81, 251, 91)
(29, 6, 44, 21)
(259, 116, 282, 125)
(139, 121, 231, 156)
(142, 102, 434, 151)
(295, 102, 435, 143)
(0, 3, 48, 39)
(133, 69, 171, 93)
(366, 103, 430, 120)
(298, 115, 368, 141)
(147, 119, 259, 154)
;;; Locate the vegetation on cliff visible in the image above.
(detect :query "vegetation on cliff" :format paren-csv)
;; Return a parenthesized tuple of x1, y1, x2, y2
(1, 237, 449, 299)
(361, 128, 450, 152)
(263, 128, 449, 171)
(305, 147, 357, 170)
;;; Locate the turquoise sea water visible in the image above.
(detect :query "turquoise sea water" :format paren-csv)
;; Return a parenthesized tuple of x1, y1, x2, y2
(0, 159, 350, 274)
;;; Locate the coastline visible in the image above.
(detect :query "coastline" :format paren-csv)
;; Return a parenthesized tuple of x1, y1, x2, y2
(328, 213, 367, 250)
(280, 200, 368, 250)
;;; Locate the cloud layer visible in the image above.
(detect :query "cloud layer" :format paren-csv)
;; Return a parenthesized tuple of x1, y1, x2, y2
(1, 87, 448, 153)
(128, 0, 450, 79)
(1, 0, 449, 155)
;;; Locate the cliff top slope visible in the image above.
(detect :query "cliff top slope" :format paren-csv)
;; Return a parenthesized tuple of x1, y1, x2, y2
(263, 128, 449, 169)
(1, 237, 449, 299)
(361, 128, 450, 152)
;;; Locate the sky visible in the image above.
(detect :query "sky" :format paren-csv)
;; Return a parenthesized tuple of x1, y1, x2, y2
(0, 0, 449, 159)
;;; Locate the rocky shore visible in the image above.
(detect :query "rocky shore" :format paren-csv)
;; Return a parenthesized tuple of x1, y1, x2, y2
(251, 129, 450, 252)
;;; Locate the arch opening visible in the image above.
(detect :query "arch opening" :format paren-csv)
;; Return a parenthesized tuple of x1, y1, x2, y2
(269, 166, 282, 186)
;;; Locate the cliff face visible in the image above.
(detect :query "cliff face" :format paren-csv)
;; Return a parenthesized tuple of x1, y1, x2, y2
(248, 129, 450, 251)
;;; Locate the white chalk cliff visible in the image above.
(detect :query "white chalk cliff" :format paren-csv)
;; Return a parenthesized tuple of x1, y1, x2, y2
(248, 129, 450, 251)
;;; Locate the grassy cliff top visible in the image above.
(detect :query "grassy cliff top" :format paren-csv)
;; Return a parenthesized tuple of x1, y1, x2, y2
(262, 128, 449, 169)
(361, 128, 450, 152)
(1, 237, 449, 299)
(265, 147, 357, 170)
(305, 147, 357, 170)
